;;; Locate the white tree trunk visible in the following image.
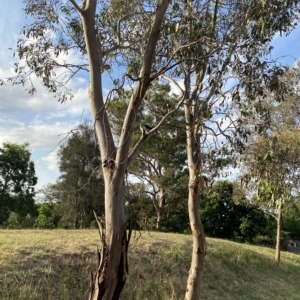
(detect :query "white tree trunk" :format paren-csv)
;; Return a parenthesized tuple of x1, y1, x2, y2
(275, 203, 282, 263)
(184, 93, 206, 300)
(156, 188, 165, 230)
(77, 1, 171, 298)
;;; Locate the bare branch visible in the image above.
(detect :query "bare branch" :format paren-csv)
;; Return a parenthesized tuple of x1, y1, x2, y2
(114, 0, 170, 173)
(161, 74, 184, 95)
(127, 96, 184, 164)
(69, 0, 82, 13)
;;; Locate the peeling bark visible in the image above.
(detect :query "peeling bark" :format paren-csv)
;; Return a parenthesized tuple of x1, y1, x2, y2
(89, 210, 131, 300)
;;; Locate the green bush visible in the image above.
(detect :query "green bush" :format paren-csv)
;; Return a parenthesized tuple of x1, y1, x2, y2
(6, 212, 35, 229)
(252, 235, 273, 247)
(35, 203, 60, 229)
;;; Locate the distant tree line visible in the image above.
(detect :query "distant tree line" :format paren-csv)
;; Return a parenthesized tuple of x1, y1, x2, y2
(1, 119, 300, 252)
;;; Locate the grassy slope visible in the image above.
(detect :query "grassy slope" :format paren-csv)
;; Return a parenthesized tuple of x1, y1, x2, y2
(0, 230, 300, 300)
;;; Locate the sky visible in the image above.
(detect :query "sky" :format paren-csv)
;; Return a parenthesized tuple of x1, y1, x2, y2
(1, 1, 300, 191)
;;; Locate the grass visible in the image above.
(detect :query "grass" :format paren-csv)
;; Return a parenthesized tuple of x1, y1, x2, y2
(0, 230, 300, 299)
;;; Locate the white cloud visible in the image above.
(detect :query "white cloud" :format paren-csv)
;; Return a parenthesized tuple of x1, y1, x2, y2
(0, 119, 80, 149)
(0, 67, 91, 116)
(34, 156, 60, 190)
(42, 150, 59, 171)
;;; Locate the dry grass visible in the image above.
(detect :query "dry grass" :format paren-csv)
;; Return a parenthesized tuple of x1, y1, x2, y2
(0, 230, 300, 299)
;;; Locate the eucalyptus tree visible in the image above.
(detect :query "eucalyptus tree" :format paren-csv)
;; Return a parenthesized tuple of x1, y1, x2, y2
(157, 1, 300, 297)
(242, 133, 300, 263)
(240, 65, 300, 263)
(4, 1, 183, 298)
(109, 83, 187, 230)
(3, 0, 300, 298)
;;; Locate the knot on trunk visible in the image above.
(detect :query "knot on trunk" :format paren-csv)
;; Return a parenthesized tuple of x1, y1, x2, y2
(189, 181, 198, 189)
(103, 158, 115, 169)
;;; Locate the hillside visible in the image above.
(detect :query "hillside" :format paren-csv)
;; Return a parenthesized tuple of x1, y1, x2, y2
(0, 230, 300, 299)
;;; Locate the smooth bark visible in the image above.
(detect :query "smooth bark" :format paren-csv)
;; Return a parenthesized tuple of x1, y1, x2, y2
(76, 0, 171, 298)
(275, 203, 282, 263)
(183, 75, 206, 300)
(156, 188, 165, 230)
(185, 181, 206, 300)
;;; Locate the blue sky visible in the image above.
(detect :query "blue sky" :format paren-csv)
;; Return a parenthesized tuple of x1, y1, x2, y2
(0, 0, 93, 189)
(0, 1, 300, 190)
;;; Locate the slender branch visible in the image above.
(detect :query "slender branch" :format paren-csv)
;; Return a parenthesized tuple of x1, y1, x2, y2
(161, 74, 184, 95)
(114, 0, 170, 173)
(116, 7, 143, 44)
(103, 45, 139, 56)
(127, 96, 184, 164)
(69, 0, 82, 13)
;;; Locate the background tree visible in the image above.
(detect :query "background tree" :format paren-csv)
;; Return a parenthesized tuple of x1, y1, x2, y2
(109, 83, 187, 230)
(201, 181, 267, 243)
(35, 203, 61, 229)
(125, 178, 190, 233)
(242, 133, 300, 263)
(241, 65, 300, 263)
(53, 121, 104, 229)
(283, 203, 300, 241)
(0, 142, 37, 225)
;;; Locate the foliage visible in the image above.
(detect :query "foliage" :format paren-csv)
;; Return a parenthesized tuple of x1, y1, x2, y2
(0, 143, 37, 224)
(242, 130, 300, 214)
(201, 181, 268, 243)
(35, 203, 61, 229)
(241, 64, 300, 210)
(283, 203, 300, 240)
(39, 121, 105, 229)
(5, 211, 36, 229)
(240, 66, 300, 262)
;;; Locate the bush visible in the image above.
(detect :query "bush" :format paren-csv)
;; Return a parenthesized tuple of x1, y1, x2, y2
(5, 212, 35, 229)
(35, 203, 60, 229)
(252, 235, 273, 247)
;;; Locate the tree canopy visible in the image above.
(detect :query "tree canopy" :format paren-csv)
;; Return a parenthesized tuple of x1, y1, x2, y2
(39, 121, 105, 229)
(201, 181, 268, 243)
(0, 142, 37, 224)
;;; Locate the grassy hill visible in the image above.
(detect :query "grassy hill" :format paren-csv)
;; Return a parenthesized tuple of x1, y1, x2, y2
(0, 230, 300, 299)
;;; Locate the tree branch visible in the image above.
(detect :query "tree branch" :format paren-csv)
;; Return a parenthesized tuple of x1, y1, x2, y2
(114, 0, 170, 175)
(127, 96, 184, 164)
(161, 74, 184, 95)
(69, 0, 82, 13)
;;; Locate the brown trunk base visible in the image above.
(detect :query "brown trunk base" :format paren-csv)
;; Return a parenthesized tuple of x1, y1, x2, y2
(88, 213, 131, 300)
